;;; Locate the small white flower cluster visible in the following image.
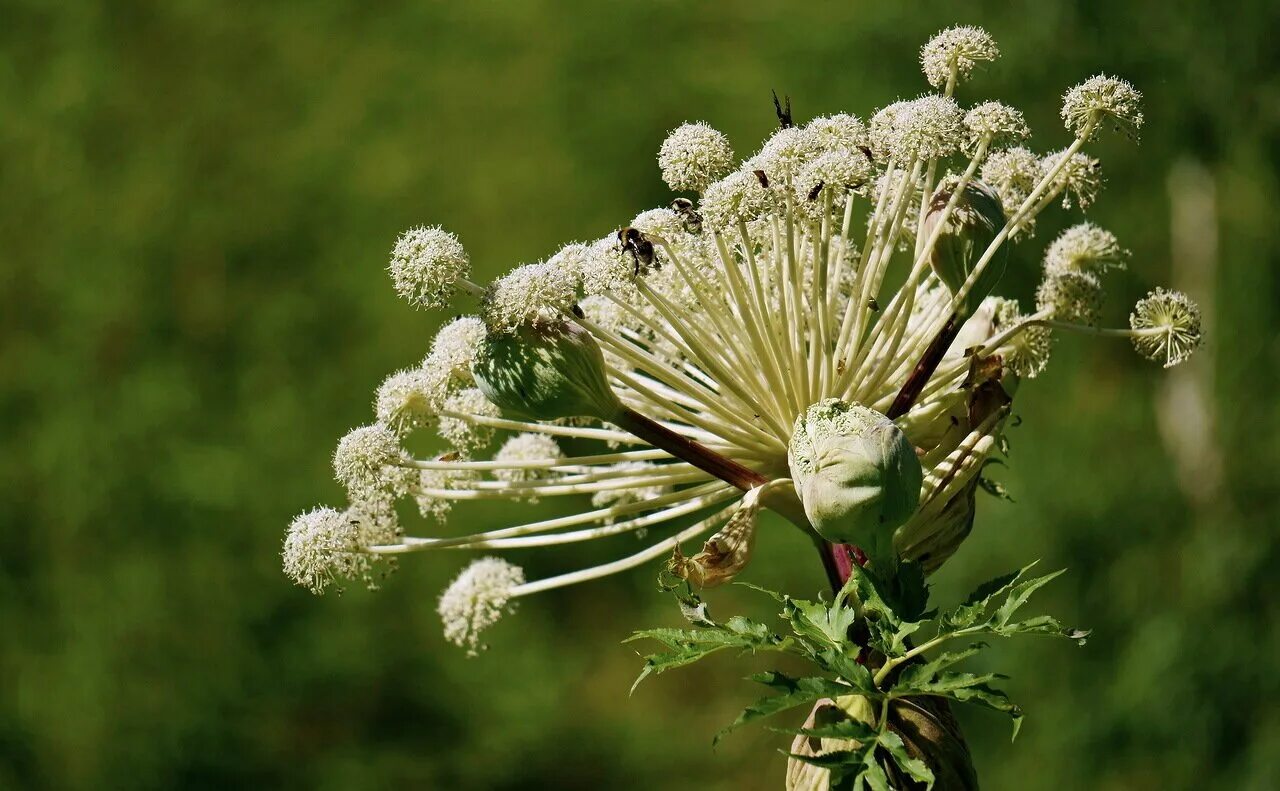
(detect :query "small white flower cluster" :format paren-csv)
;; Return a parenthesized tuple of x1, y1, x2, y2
(388, 226, 470, 310)
(1130, 288, 1203, 367)
(1044, 223, 1128, 275)
(869, 96, 965, 161)
(437, 557, 526, 655)
(1061, 74, 1144, 141)
(919, 25, 1000, 88)
(658, 122, 735, 193)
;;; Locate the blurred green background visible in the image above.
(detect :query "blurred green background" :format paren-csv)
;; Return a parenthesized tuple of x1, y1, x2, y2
(3, 0, 1278, 788)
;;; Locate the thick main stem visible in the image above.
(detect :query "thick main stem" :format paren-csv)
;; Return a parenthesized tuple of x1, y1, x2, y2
(886, 314, 961, 420)
(612, 408, 769, 490)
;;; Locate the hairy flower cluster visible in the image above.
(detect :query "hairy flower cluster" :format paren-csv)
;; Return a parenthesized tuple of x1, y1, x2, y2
(388, 226, 470, 310)
(1062, 74, 1144, 141)
(333, 423, 411, 497)
(1037, 270, 1104, 326)
(658, 122, 735, 193)
(1130, 288, 1203, 367)
(870, 96, 965, 161)
(964, 101, 1030, 150)
(920, 25, 1000, 88)
(1042, 149, 1103, 209)
(437, 557, 526, 655)
(483, 262, 579, 333)
(1044, 223, 1128, 275)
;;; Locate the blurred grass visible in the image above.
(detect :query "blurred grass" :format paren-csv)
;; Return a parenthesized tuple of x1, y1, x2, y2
(1, 0, 1278, 788)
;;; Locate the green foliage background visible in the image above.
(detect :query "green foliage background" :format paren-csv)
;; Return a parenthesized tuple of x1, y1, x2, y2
(2, 1, 1277, 788)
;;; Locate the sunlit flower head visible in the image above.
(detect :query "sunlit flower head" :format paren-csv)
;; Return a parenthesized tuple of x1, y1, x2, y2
(964, 101, 1030, 150)
(920, 25, 1000, 88)
(1129, 288, 1202, 368)
(1044, 223, 1128, 276)
(1037, 270, 1104, 326)
(1062, 74, 1144, 141)
(388, 226, 470, 310)
(333, 423, 411, 497)
(438, 557, 526, 655)
(658, 122, 735, 193)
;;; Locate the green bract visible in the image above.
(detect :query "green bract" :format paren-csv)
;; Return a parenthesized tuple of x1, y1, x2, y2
(924, 179, 1007, 317)
(788, 399, 922, 571)
(472, 320, 623, 422)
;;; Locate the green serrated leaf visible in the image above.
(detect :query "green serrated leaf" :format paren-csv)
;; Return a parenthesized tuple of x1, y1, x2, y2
(812, 648, 877, 693)
(993, 568, 1066, 627)
(894, 643, 989, 689)
(941, 567, 1027, 629)
(879, 729, 935, 788)
(897, 669, 1023, 741)
(715, 673, 851, 744)
(776, 718, 878, 742)
(782, 595, 859, 652)
(626, 620, 789, 694)
(992, 615, 1090, 644)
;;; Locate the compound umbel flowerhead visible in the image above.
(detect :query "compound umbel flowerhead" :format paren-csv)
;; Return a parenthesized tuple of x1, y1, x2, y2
(789, 400, 922, 574)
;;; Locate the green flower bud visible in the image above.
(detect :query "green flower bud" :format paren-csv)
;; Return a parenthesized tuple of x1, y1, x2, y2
(788, 400, 922, 572)
(923, 178, 1007, 317)
(472, 320, 623, 422)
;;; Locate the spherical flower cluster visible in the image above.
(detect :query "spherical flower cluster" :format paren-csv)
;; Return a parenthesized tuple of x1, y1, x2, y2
(425, 316, 486, 383)
(964, 101, 1030, 150)
(803, 114, 868, 153)
(870, 96, 965, 161)
(699, 169, 772, 230)
(748, 126, 817, 180)
(1043, 223, 1128, 276)
(375, 367, 446, 435)
(981, 146, 1040, 219)
(482, 261, 578, 333)
(658, 122, 735, 193)
(1042, 149, 1103, 209)
(580, 235, 640, 296)
(438, 387, 500, 453)
(493, 433, 563, 493)
(629, 207, 692, 243)
(388, 226, 470, 310)
(919, 25, 999, 88)
(437, 557, 526, 655)
(282, 508, 373, 595)
(1129, 288, 1203, 367)
(993, 298, 1053, 378)
(1036, 270, 1104, 326)
(798, 150, 874, 196)
(333, 423, 409, 497)
(1061, 74, 1144, 141)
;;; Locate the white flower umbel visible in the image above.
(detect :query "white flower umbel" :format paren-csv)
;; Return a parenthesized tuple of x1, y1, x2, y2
(658, 122, 735, 193)
(388, 226, 472, 310)
(286, 26, 1201, 652)
(438, 557, 526, 655)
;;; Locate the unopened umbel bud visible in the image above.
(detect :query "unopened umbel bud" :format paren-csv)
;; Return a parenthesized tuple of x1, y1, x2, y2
(788, 400, 922, 573)
(472, 320, 623, 422)
(923, 179, 1007, 317)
